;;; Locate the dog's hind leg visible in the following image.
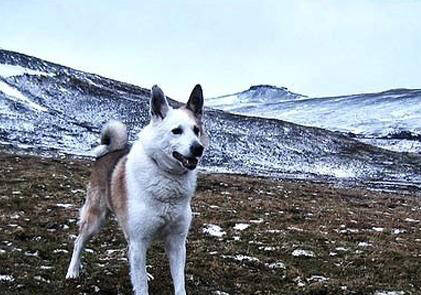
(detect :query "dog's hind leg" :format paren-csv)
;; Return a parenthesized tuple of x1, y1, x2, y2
(66, 186, 107, 279)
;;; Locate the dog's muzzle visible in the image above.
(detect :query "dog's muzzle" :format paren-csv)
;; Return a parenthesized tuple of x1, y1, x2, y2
(172, 151, 199, 170)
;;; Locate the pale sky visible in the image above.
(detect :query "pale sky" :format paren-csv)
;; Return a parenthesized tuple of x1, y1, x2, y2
(1, 0, 420, 100)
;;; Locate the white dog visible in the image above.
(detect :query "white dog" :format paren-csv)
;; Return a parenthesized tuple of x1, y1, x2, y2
(66, 85, 208, 295)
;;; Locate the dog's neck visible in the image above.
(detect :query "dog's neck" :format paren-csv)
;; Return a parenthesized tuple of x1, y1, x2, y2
(136, 138, 194, 177)
(149, 154, 191, 176)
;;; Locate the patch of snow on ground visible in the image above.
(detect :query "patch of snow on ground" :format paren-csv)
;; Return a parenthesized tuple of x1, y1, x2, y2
(337, 228, 359, 234)
(203, 224, 226, 237)
(0, 80, 24, 99)
(233, 223, 250, 231)
(250, 218, 264, 224)
(404, 218, 419, 223)
(293, 276, 305, 287)
(34, 275, 51, 283)
(7, 224, 20, 228)
(106, 249, 125, 255)
(307, 275, 329, 283)
(374, 291, 405, 295)
(259, 246, 278, 251)
(288, 226, 304, 232)
(335, 247, 349, 251)
(222, 254, 260, 263)
(392, 229, 406, 235)
(372, 227, 384, 232)
(361, 138, 421, 153)
(147, 272, 154, 281)
(0, 80, 47, 112)
(357, 242, 373, 247)
(312, 165, 357, 178)
(0, 274, 14, 282)
(0, 64, 55, 77)
(265, 262, 286, 269)
(25, 250, 39, 257)
(292, 249, 315, 257)
(266, 229, 282, 234)
(56, 203, 73, 209)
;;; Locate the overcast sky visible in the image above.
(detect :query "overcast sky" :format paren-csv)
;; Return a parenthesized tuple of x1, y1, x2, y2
(1, 0, 420, 100)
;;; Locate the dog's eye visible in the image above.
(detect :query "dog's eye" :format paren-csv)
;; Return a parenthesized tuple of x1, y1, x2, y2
(193, 126, 200, 136)
(172, 127, 183, 135)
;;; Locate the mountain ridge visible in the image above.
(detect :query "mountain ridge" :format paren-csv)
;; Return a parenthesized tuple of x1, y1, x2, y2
(1, 49, 420, 193)
(211, 84, 421, 101)
(206, 84, 421, 153)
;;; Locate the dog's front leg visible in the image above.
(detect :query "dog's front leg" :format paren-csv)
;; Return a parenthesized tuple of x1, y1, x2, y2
(129, 240, 149, 295)
(165, 233, 187, 295)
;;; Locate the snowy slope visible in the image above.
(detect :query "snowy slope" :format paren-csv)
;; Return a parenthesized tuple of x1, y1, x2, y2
(207, 85, 421, 153)
(208, 85, 307, 112)
(0, 50, 420, 192)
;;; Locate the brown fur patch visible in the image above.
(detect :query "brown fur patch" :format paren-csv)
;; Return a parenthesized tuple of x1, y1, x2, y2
(110, 156, 129, 235)
(81, 149, 129, 231)
(90, 149, 129, 196)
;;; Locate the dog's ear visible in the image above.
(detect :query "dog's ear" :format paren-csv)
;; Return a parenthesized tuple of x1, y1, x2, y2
(186, 84, 204, 118)
(150, 85, 169, 120)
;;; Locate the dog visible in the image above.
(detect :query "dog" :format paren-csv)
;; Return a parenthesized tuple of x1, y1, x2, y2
(66, 84, 208, 295)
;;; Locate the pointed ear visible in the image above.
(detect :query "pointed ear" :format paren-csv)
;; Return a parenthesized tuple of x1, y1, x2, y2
(150, 85, 169, 120)
(186, 84, 204, 117)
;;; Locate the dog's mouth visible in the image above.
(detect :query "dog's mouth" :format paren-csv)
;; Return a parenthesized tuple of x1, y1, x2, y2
(172, 151, 198, 170)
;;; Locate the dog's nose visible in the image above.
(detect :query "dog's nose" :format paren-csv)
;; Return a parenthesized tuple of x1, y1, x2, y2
(190, 142, 204, 157)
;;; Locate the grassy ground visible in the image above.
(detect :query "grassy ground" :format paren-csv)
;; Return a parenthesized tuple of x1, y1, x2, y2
(0, 153, 421, 294)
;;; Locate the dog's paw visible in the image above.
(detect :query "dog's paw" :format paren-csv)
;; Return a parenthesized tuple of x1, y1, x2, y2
(65, 268, 80, 279)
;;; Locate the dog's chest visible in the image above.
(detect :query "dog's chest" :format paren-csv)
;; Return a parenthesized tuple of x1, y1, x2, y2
(146, 174, 195, 202)
(127, 172, 195, 235)
(128, 170, 196, 217)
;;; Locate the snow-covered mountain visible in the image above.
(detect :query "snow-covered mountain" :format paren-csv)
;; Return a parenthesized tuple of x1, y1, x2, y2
(0, 50, 420, 192)
(208, 85, 307, 112)
(207, 85, 421, 153)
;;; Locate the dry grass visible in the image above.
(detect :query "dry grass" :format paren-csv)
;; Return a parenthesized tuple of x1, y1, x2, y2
(0, 153, 421, 294)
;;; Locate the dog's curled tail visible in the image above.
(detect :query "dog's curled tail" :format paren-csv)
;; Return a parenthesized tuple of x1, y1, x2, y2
(92, 120, 128, 158)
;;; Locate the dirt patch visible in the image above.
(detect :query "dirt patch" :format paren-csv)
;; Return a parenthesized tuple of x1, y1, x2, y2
(0, 153, 420, 294)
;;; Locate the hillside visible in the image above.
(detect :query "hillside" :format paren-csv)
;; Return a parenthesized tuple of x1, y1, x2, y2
(0, 154, 420, 294)
(1, 49, 420, 192)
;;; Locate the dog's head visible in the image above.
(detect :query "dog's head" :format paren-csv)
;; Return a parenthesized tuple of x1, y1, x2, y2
(142, 84, 208, 173)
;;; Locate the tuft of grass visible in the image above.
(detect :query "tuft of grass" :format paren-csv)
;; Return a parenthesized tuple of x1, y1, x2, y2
(0, 153, 421, 294)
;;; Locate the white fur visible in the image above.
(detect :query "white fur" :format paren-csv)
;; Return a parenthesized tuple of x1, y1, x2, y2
(93, 120, 128, 158)
(66, 87, 206, 295)
(125, 108, 201, 294)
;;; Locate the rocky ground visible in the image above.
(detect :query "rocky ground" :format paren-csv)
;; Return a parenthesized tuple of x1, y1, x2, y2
(1, 153, 421, 294)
